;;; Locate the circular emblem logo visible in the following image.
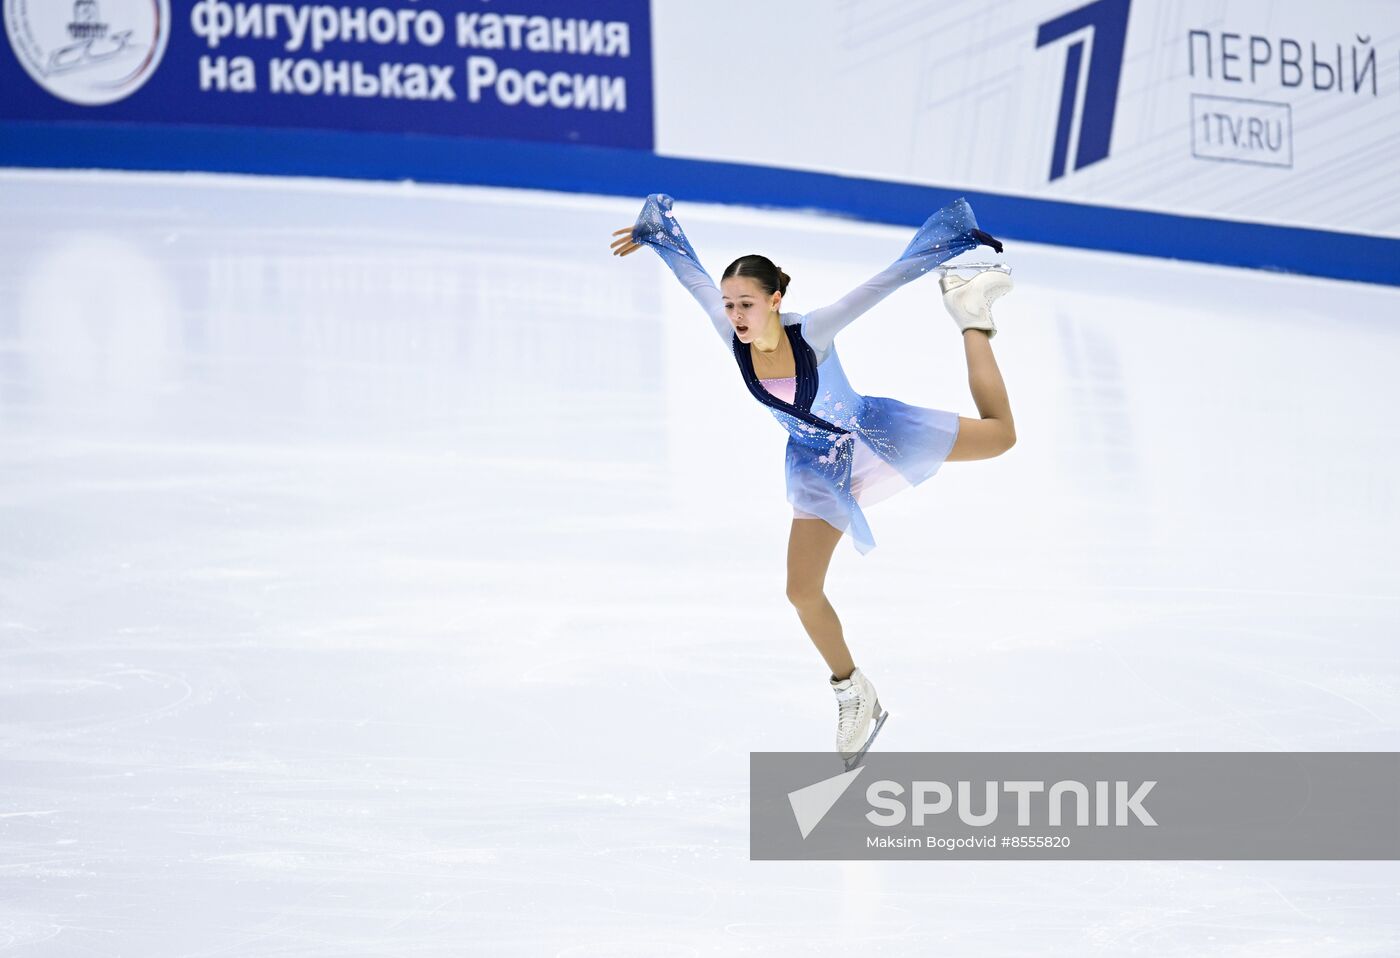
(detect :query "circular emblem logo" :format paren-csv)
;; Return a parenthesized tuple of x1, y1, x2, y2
(4, 0, 169, 106)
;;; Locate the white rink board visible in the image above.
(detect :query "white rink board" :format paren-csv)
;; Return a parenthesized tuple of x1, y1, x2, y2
(653, 0, 1400, 237)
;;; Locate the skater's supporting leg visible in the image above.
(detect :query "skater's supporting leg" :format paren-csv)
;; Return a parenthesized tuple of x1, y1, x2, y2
(946, 329, 1016, 461)
(786, 517, 854, 679)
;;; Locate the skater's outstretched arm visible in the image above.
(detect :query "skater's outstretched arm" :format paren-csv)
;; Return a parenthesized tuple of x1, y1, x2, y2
(802, 199, 1003, 355)
(610, 194, 731, 345)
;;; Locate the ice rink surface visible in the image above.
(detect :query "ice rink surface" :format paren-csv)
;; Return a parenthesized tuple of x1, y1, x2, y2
(1, 168, 1398, 955)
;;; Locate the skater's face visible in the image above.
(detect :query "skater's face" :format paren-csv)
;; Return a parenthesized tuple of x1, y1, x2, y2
(720, 276, 781, 343)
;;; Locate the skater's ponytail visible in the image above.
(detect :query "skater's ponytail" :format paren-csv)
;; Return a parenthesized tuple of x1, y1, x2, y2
(723, 254, 790, 299)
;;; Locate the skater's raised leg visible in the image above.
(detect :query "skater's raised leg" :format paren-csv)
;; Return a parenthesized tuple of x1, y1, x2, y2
(786, 516, 854, 679)
(942, 270, 1016, 462)
(947, 330, 1016, 461)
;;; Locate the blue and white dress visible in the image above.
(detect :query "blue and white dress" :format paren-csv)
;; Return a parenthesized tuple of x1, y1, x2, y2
(630, 194, 1003, 554)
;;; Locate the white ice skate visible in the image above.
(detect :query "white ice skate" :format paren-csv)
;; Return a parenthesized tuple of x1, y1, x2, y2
(938, 264, 1013, 339)
(831, 667, 889, 770)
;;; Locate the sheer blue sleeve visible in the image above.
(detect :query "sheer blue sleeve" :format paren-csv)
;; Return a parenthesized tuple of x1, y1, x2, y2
(629, 194, 732, 345)
(802, 197, 1003, 354)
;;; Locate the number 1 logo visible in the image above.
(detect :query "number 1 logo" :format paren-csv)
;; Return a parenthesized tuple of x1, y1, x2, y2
(1035, 0, 1131, 181)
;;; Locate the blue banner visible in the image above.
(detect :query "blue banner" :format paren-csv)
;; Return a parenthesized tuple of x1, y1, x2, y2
(1, 0, 653, 149)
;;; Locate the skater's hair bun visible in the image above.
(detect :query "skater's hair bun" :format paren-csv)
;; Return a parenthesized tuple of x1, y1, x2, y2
(723, 254, 790, 298)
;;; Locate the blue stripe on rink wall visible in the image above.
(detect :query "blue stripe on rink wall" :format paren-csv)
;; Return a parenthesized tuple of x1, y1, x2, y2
(3, 120, 1396, 287)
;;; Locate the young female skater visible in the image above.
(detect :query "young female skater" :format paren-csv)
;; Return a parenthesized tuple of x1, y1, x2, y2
(610, 194, 1016, 767)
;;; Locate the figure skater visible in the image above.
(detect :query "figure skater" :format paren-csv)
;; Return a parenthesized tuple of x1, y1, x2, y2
(610, 194, 1016, 768)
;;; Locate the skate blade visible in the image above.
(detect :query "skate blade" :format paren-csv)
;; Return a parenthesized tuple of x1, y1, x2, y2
(841, 708, 889, 771)
(935, 262, 1011, 277)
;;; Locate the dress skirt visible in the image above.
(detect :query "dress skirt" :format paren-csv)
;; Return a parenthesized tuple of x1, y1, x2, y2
(764, 374, 961, 552)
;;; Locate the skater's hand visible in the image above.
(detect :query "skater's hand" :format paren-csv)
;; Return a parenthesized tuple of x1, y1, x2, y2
(610, 227, 642, 257)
